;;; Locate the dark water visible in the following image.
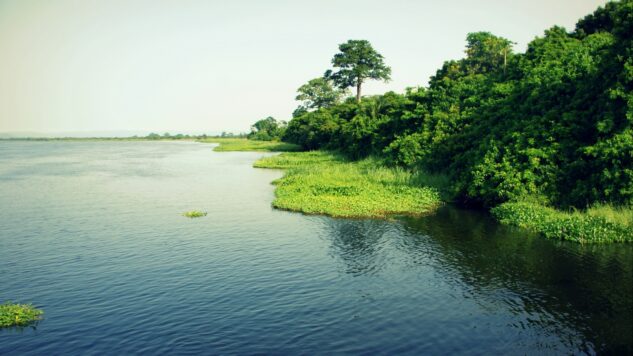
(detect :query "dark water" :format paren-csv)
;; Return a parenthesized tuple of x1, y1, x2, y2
(1, 141, 631, 355)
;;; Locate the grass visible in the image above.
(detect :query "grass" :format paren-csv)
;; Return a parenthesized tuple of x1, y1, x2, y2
(0, 303, 43, 328)
(585, 204, 633, 227)
(183, 211, 207, 218)
(198, 138, 301, 152)
(491, 202, 633, 243)
(254, 151, 442, 218)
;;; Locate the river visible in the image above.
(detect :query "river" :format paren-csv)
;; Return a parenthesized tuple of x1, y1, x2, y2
(1, 141, 631, 354)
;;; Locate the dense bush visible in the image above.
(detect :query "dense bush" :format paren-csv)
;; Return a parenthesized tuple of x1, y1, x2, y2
(248, 117, 286, 141)
(281, 1, 632, 210)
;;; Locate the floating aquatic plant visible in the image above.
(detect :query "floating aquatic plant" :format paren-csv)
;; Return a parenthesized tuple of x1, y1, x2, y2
(0, 302, 43, 328)
(183, 211, 207, 218)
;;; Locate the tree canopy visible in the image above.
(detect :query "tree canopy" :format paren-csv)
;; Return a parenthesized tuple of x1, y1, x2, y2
(464, 32, 515, 74)
(326, 40, 391, 102)
(248, 117, 286, 141)
(279, 1, 632, 209)
(295, 77, 348, 113)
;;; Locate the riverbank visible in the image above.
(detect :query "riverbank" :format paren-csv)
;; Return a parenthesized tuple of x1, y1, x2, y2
(492, 202, 633, 243)
(253, 151, 441, 218)
(198, 138, 301, 152)
(209, 140, 631, 243)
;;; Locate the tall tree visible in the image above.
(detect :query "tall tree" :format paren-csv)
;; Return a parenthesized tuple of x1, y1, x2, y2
(464, 32, 514, 74)
(326, 40, 391, 103)
(295, 77, 348, 112)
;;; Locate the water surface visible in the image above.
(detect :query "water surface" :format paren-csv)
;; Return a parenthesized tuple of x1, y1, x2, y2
(1, 141, 631, 354)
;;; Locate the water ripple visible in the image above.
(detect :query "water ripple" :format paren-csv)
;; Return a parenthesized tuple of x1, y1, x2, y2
(0, 141, 631, 354)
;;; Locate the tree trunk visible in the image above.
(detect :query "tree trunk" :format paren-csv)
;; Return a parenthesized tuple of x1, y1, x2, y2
(356, 80, 362, 103)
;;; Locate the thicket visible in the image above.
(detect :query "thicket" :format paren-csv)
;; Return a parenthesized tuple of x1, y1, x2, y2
(247, 117, 286, 141)
(281, 1, 632, 211)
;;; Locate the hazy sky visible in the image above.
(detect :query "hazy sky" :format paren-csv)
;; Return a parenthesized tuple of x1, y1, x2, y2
(0, 0, 608, 135)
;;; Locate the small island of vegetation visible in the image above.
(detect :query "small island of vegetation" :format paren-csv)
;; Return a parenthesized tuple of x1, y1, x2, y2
(183, 211, 208, 218)
(0, 302, 43, 328)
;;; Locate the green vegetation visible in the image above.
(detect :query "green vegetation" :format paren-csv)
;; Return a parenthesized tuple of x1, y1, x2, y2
(144, 132, 196, 140)
(294, 77, 348, 117)
(264, 2, 632, 242)
(492, 202, 633, 243)
(1, 132, 246, 142)
(0, 303, 43, 328)
(254, 151, 441, 218)
(326, 39, 391, 103)
(199, 137, 301, 152)
(247, 117, 287, 141)
(183, 211, 208, 218)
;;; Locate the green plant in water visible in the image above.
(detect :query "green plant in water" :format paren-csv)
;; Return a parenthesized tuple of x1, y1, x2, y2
(0, 302, 43, 328)
(183, 211, 207, 218)
(254, 151, 442, 218)
(491, 202, 633, 243)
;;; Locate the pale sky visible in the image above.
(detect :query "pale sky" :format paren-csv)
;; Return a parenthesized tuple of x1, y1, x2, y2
(0, 0, 608, 136)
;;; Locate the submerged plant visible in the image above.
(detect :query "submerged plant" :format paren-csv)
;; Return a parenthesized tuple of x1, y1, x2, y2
(183, 211, 207, 218)
(0, 302, 43, 328)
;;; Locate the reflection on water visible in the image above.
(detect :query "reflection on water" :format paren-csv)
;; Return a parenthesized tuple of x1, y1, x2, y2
(325, 220, 392, 276)
(323, 207, 633, 353)
(1, 141, 631, 354)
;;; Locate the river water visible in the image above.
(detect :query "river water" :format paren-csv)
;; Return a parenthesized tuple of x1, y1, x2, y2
(1, 141, 631, 354)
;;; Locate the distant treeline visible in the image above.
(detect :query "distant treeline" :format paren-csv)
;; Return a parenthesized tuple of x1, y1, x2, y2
(144, 132, 247, 140)
(251, 1, 631, 210)
(1, 131, 248, 141)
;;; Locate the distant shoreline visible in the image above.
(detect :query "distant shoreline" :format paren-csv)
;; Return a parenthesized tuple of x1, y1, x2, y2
(0, 135, 242, 142)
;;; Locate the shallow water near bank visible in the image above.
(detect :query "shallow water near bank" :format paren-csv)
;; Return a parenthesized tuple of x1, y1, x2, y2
(0, 141, 631, 354)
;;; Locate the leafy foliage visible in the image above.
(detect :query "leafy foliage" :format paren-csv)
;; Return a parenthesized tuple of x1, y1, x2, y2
(248, 117, 287, 141)
(283, 2, 632, 212)
(283, 109, 342, 150)
(464, 32, 514, 74)
(326, 40, 391, 102)
(0, 303, 43, 328)
(295, 77, 348, 113)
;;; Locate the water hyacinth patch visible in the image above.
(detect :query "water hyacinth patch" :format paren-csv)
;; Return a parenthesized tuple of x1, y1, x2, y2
(0, 303, 43, 328)
(491, 202, 633, 243)
(254, 151, 442, 219)
(183, 211, 207, 218)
